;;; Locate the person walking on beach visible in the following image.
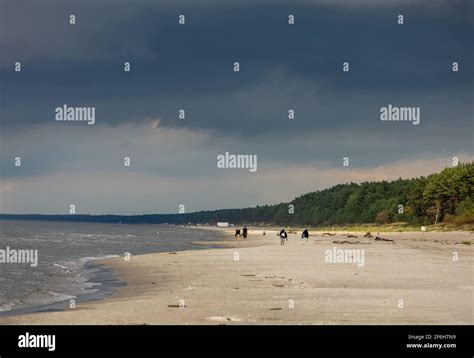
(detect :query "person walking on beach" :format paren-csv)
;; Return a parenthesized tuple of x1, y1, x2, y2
(301, 228, 309, 244)
(279, 228, 288, 245)
(235, 228, 241, 241)
(242, 226, 248, 240)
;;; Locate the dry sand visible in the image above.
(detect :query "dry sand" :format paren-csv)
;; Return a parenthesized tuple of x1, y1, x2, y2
(0, 229, 472, 325)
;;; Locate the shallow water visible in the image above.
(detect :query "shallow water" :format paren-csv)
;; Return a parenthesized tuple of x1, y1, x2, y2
(0, 220, 222, 315)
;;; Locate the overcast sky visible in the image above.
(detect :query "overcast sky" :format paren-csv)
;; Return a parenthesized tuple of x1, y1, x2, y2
(1, 0, 473, 214)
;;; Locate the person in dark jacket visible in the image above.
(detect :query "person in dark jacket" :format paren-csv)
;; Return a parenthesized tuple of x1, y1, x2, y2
(279, 228, 288, 245)
(242, 226, 248, 240)
(301, 228, 309, 243)
(235, 229, 241, 241)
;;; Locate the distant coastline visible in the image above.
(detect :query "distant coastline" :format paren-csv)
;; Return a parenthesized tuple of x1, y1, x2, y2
(1, 162, 472, 229)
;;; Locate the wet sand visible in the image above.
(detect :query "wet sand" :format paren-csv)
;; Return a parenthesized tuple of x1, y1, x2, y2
(0, 229, 472, 325)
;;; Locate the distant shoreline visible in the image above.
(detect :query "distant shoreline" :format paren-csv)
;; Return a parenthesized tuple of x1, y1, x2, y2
(2, 162, 472, 229)
(1, 217, 472, 233)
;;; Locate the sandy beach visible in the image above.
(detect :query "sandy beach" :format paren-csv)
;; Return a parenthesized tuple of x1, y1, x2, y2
(1, 228, 472, 325)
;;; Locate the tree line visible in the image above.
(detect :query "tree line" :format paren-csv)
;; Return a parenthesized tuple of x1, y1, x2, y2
(1, 162, 472, 226)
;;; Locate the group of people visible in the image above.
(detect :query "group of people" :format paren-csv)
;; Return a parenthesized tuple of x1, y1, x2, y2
(234, 225, 248, 240)
(278, 228, 309, 245)
(234, 226, 310, 245)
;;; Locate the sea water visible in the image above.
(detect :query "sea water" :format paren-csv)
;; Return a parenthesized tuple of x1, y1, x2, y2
(0, 220, 222, 316)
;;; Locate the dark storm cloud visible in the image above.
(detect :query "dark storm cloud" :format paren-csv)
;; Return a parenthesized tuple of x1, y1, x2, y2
(1, 0, 472, 136)
(0, 0, 473, 214)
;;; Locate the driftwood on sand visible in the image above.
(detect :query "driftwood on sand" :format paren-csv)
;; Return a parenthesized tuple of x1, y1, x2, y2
(375, 235, 394, 242)
(333, 240, 371, 245)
